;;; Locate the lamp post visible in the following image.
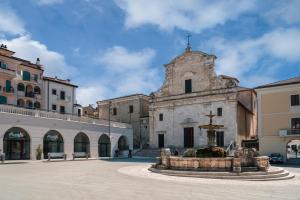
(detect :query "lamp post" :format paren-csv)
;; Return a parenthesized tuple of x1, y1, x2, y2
(108, 101, 111, 138)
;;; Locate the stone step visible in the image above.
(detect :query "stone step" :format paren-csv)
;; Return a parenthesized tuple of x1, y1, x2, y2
(244, 173, 295, 181)
(134, 149, 161, 158)
(150, 167, 284, 176)
(149, 167, 293, 181)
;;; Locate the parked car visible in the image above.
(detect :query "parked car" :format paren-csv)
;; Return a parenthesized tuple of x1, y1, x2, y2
(269, 153, 284, 164)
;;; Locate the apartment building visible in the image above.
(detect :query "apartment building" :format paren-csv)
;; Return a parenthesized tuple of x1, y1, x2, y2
(256, 77, 300, 162)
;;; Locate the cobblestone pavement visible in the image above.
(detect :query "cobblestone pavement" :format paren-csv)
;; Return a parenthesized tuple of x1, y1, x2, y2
(0, 159, 299, 200)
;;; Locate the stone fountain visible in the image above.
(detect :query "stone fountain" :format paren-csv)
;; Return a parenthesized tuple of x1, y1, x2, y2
(149, 112, 294, 180)
(199, 111, 224, 146)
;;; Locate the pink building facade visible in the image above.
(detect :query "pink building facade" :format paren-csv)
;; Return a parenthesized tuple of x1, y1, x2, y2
(0, 44, 43, 108)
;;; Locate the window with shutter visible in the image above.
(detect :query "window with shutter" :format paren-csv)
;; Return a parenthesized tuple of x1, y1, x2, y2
(5, 80, 11, 92)
(0, 95, 7, 104)
(23, 71, 31, 81)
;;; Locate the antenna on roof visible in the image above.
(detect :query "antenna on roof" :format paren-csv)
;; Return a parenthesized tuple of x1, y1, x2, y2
(185, 34, 192, 52)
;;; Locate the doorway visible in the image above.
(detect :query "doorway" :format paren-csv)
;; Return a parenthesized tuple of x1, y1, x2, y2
(3, 127, 30, 160)
(98, 134, 111, 157)
(184, 127, 194, 148)
(158, 134, 164, 148)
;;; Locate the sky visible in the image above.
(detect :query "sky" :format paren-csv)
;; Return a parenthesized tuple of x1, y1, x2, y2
(0, 0, 300, 106)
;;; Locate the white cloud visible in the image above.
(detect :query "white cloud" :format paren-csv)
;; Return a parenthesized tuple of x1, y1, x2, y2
(97, 46, 155, 71)
(34, 0, 64, 6)
(115, 0, 255, 33)
(264, 0, 300, 25)
(77, 85, 108, 106)
(76, 46, 161, 106)
(262, 29, 300, 61)
(207, 28, 300, 86)
(0, 35, 78, 78)
(0, 1, 25, 35)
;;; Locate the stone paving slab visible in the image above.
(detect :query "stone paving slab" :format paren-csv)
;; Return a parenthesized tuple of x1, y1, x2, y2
(0, 159, 299, 200)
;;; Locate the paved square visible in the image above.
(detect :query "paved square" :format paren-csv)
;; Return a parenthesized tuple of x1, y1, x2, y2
(0, 159, 300, 200)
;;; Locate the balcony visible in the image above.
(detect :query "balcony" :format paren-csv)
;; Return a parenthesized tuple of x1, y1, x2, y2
(25, 92, 35, 98)
(279, 129, 300, 137)
(0, 68, 16, 77)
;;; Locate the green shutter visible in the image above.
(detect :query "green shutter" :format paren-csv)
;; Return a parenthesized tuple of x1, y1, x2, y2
(5, 80, 11, 92)
(0, 95, 7, 104)
(23, 71, 31, 81)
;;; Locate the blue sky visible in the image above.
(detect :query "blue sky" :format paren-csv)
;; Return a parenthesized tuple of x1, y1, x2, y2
(0, 0, 300, 106)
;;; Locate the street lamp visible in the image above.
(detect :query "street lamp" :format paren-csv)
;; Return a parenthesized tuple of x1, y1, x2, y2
(108, 101, 111, 138)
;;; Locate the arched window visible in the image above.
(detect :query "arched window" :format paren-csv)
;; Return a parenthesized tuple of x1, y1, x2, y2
(98, 134, 111, 157)
(118, 136, 129, 151)
(3, 127, 30, 160)
(17, 83, 25, 91)
(26, 100, 33, 108)
(74, 132, 90, 153)
(17, 99, 25, 107)
(34, 86, 40, 94)
(34, 101, 41, 109)
(23, 71, 31, 81)
(43, 130, 64, 159)
(25, 85, 34, 98)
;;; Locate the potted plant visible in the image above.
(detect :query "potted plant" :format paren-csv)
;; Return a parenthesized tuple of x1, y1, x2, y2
(36, 144, 42, 160)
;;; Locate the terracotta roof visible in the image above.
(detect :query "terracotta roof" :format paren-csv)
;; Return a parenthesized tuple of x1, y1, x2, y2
(43, 76, 78, 88)
(0, 54, 43, 70)
(0, 47, 15, 54)
(255, 76, 300, 89)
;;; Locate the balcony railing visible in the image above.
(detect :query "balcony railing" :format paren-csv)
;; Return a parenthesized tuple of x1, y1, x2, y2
(0, 104, 131, 129)
(25, 92, 35, 98)
(279, 129, 300, 137)
(0, 68, 16, 77)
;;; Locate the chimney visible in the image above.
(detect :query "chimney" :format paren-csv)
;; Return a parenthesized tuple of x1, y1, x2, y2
(36, 58, 40, 65)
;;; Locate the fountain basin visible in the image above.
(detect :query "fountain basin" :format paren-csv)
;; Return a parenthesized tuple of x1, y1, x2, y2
(156, 148, 270, 172)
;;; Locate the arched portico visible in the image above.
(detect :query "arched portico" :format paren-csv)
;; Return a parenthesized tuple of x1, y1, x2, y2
(118, 135, 129, 151)
(3, 127, 30, 160)
(98, 134, 111, 157)
(43, 130, 64, 159)
(74, 132, 90, 153)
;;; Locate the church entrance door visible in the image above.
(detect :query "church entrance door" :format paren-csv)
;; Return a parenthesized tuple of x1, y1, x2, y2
(184, 127, 194, 148)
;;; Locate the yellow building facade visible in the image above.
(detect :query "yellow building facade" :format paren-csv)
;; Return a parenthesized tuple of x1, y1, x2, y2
(256, 77, 300, 162)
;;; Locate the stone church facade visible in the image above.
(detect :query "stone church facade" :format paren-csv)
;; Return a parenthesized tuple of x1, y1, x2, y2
(149, 48, 257, 149)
